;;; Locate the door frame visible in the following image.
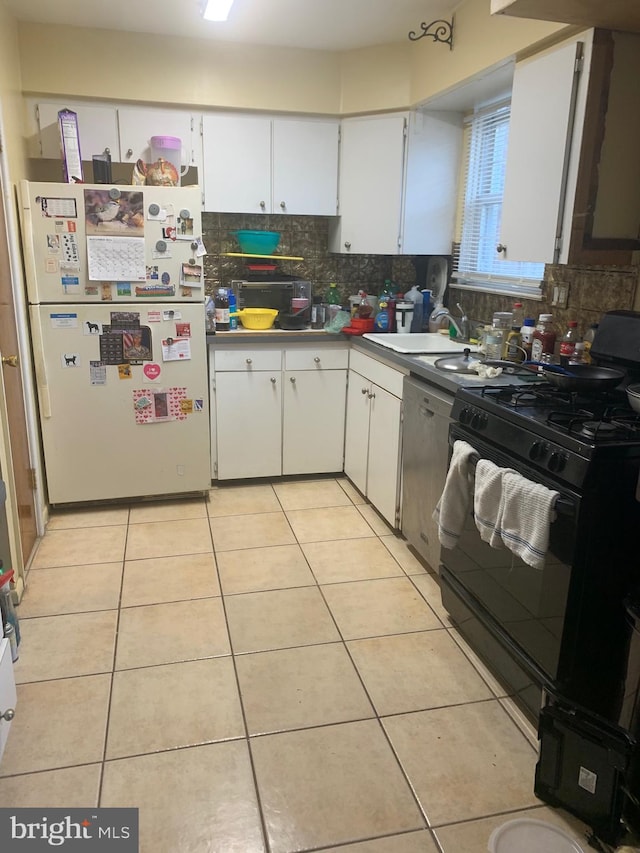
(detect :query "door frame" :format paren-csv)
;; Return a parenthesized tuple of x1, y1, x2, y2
(0, 105, 47, 592)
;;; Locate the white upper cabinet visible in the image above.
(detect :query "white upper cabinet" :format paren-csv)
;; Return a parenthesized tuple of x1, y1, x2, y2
(118, 107, 200, 169)
(202, 114, 272, 214)
(202, 114, 339, 215)
(272, 119, 339, 215)
(35, 101, 120, 160)
(499, 31, 594, 264)
(32, 100, 201, 177)
(329, 111, 462, 255)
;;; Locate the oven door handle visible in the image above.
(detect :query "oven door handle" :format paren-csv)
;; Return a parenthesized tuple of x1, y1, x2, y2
(466, 453, 577, 519)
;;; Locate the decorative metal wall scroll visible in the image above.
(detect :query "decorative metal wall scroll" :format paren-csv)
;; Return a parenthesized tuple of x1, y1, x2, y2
(408, 17, 454, 49)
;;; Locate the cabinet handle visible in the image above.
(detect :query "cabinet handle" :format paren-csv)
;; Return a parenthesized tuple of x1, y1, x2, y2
(496, 243, 506, 254)
(361, 387, 368, 395)
(126, 148, 133, 158)
(259, 201, 266, 210)
(0, 707, 15, 722)
(246, 358, 252, 364)
(280, 201, 286, 209)
(270, 377, 276, 384)
(314, 357, 320, 363)
(290, 376, 296, 383)
(344, 241, 351, 250)
(104, 147, 111, 155)
(368, 391, 376, 399)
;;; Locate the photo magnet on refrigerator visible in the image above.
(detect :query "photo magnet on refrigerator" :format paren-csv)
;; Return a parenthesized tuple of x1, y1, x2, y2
(61, 353, 80, 368)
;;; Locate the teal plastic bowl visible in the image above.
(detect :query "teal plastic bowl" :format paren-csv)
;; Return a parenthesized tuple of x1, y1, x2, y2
(233, 230, 281, 255)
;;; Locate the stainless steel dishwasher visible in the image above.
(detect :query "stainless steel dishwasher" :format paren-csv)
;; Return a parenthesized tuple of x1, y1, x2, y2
(401, 375, 454, 570)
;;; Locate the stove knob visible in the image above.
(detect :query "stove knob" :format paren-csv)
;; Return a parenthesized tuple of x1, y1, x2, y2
(471, 412, 484, 430)
(548, 452, 567, 473)
(529, 441, 548, 461)
(459, 407, 473, 426)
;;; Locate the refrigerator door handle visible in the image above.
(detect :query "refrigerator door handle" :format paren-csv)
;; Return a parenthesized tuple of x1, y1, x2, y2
(29, 312, 51, 418)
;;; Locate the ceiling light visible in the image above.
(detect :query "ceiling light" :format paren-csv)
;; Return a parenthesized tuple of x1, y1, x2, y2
(201, 0, 235, 22)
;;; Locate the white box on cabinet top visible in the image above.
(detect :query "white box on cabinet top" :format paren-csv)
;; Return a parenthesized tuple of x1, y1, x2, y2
(202, 114, 339, 215)
(329, 111, 462, 255)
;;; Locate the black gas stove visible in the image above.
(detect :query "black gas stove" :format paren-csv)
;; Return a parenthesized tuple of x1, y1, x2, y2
(453, 381, 640, 490)
(440, 311, 640, 844)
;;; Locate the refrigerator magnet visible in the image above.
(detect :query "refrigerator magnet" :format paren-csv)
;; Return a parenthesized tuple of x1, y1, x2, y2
(181, 286, 193, 298)
(147, 311, 162, 323)
(176, 214, 194, 239)
(45, 258, 58, 274)
(194, 399, 204, 411)
(61, 275, 80, 295)
(84, 321, 101, 336)
(50, 312, 78, 329)
(162, 309, 181, 321)
(46, 234, 60, 252)
(180, 399, 194, 415)
(116, 282, 132, 297)
(118, 364, 133, 380)
(146, 265, 159, 280)
(123, 327, 152, 362)
(61, 353, 80, 368)
(101, 283, 113, 301)
(143, 362, 162, 382)
(175, 322, 191, 337)
(89, 361, 107, 386)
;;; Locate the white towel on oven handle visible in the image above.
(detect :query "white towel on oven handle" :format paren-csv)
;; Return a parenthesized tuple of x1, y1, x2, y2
(474, 458, 512, 549)
(474, 459, 560, 570)
(432, 439, 477, 549)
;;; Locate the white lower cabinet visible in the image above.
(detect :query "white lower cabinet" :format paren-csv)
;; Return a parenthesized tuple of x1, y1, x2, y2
(344, 349, 406, 527)
(210, 343, 348, 480)
(0, 638, 17, 764)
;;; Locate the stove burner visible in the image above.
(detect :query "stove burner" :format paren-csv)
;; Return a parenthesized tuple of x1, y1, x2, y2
(579, 420, 618, 439)
(510, 391, 538, 406)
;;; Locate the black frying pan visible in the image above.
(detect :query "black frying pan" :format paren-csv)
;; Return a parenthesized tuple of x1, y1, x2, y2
(526, 362, 625, 392)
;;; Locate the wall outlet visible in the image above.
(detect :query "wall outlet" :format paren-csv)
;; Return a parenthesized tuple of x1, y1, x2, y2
(551, 284, 569, 308)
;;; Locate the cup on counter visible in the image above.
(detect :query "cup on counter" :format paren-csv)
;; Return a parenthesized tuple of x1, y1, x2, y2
(291, 297, 309, 312)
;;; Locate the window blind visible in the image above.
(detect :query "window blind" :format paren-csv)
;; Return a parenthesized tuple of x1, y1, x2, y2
(454, 100, 544, 296)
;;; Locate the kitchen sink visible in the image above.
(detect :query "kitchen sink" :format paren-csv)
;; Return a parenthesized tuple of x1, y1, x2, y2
(362, 333, 478, 355)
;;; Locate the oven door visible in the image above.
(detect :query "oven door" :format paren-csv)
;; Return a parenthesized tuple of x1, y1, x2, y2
(441, 424, 580, 689)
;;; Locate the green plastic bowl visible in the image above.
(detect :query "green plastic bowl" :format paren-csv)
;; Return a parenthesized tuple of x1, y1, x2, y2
(233, 230, 281, 255)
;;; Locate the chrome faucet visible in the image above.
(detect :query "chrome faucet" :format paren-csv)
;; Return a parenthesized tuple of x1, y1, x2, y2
(430, 306, 466, 339)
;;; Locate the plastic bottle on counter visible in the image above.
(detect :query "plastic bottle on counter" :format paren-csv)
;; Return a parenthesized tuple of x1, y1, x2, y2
(228, 291, 239, 331)
(511, 302, 524, 330)
(520, 318, 535, 361)
(583, 323, 599, 364)
(311, 296, 326, 330)
(559, 320, 579, 366)
(374, 290, 391, 332)
(505, 326, 524, 362)
(405, 285, 424, 333)
(569, 342, 587, 365)
(214, 287, 230, 331)
(205, 296, 216, 332)
(531, 314, 556, 362)
(326, 282, 341, 323)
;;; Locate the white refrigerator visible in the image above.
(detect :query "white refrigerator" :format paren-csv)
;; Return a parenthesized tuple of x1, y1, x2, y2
(19, 180, 210, 504)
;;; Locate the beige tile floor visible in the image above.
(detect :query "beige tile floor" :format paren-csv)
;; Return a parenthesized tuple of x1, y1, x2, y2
(0, 477, 591, 853)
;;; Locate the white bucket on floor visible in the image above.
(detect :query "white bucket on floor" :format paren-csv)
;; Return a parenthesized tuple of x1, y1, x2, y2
(488, 818, 585, 853)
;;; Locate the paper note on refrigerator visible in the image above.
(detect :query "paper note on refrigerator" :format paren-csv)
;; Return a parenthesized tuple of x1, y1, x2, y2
(161, 338, 191, 361)
(86, 236, 146, 282)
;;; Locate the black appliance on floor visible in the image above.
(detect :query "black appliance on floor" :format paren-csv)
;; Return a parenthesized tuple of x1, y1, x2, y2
(439, 311, 640, 845)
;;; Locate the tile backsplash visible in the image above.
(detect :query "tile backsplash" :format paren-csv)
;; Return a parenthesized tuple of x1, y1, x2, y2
(201, 213, 418, 306)
(202, 212, 640, 336)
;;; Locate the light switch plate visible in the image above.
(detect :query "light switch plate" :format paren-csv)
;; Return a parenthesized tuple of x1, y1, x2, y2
(552, 284, 569, 308)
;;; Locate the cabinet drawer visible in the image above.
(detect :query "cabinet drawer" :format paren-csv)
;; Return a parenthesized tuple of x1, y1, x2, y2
(349, 349, 405, 397)
(214, 349, 282, 372)
(284, 348, 349, 371)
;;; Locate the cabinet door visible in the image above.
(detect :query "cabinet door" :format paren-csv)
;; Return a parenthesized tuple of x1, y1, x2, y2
(283, 369, 346, 475)
(272, 119, 339, 216)
(118, 107, 197, 167)
(366, 385, 402, 528)
(344, 371, 371, 495)
(500, 36, 590, 264)
(202, 114, 271, 213)
(36, 102, 120, 160)
(215, 372, 281, 479)
(0, 638, 16, 764)
(329, 114, 407, 254)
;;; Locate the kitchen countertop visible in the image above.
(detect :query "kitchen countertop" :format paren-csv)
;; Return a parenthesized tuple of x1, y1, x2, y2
(351, 337, 542, 395)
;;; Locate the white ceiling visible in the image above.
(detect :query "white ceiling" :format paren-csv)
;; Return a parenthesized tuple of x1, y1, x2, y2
(5, 0, 459, 51)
